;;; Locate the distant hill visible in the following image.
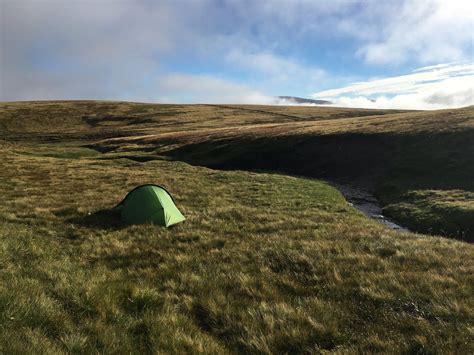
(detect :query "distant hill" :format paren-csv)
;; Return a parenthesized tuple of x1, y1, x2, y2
(277, 96, 332, 105)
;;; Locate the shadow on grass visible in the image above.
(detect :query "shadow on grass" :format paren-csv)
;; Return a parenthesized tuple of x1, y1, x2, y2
(164, 130, 474, 241)
(67, 208, 124, 230)
(89, 250, 164, 269)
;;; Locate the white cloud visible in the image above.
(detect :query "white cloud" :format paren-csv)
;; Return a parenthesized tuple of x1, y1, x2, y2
(312, 63, 474, 109)
(0, 0, 182, 101)
(313, 63, 473, 97)
(1, 0, 332, 101)
(226, 49, 325, 82)
(155, 73, 334, 106)
(412, 62, 458, 72)
(156, 74, 274, 104)
(357, 0, 473, 65)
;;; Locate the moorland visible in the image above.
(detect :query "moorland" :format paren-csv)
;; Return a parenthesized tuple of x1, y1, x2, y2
(0, 101, 473, 353)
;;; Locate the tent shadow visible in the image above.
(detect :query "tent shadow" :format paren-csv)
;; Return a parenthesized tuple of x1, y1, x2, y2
(68, 208, 124, 230)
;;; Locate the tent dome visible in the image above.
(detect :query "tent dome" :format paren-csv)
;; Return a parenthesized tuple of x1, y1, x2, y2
(117, 184, 185, 227)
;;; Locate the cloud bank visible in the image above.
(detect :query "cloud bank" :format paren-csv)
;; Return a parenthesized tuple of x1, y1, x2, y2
(312, 63, 474, 109)
(312, 63, 474, 110)
(156, 74, 274, 104)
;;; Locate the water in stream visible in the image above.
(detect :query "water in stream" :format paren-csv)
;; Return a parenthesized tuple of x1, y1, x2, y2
(333, 183, 408, 232)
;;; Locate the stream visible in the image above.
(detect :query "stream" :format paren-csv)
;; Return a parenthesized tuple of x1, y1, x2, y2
(333, 183, 409, 232)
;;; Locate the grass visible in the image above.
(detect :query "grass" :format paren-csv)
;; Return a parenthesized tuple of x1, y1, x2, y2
(0, 101, 473, 353)
(15, 146, 100, 159)
(152, 107, 474, 240)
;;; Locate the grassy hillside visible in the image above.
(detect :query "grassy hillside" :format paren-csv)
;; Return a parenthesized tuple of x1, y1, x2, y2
(162, 111, 474, 240)
(0, 101, 473, 353)
(63, 102, 472, 240)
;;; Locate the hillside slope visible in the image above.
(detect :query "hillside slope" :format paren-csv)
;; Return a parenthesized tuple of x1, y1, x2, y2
(161, 106, 474, 240)
(0, 101, 473, 353)
(2, 101, 472, 239)
(54, 102, 471, 241)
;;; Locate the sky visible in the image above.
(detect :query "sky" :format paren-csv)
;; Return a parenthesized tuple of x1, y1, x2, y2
(1, 0, 473, 109)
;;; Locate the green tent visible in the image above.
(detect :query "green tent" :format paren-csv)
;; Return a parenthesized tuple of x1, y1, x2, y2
(116, 184, 185, 227)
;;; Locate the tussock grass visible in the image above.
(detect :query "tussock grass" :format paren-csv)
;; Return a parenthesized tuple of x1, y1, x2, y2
(0, 143, 473, 353)
(0, 101, 473, 353)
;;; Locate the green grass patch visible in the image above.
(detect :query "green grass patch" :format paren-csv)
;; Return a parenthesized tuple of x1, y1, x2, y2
(383, 189, 474, 241)
(16, 146, 100, 159)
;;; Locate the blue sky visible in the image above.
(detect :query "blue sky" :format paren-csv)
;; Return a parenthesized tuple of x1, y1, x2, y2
(1, 0, 473, 109)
